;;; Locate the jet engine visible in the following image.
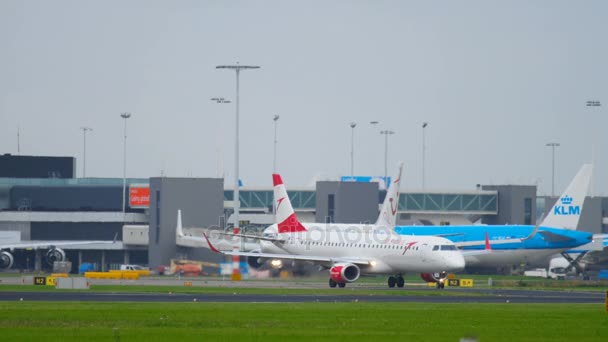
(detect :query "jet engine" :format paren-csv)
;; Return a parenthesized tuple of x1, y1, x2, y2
(0, 251, 14, 269)
(45, 247, 66, 266)
(330, 263, 360, 283)
(246, 250, 266, 270)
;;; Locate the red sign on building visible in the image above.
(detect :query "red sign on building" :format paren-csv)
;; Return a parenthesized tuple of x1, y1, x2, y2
(129, 186, 150, 208)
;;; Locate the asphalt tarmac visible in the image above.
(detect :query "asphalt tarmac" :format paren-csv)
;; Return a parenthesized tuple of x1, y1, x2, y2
(0, 288, 604, 304)
(2, 276, 606, 303)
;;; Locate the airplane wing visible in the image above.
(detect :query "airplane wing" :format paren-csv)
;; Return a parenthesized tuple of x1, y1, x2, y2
(1, 239, 116, 250)
(435, 232, 520, 245)
(435, 233, 465, 238)
(202, 232, 372, 265)
(455, 238, 521, 248)
(460, 250, 491, 257)
(457, 232, 499, 256)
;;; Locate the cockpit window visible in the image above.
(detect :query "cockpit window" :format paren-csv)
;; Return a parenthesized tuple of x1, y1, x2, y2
(432, 245, 439, 251)
(440, 245, 457, 251)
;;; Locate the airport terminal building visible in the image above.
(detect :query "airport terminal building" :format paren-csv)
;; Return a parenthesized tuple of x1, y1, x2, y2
(1, 154, 607, 273)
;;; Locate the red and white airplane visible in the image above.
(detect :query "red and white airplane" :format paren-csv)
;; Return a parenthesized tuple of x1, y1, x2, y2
(203, 167, 466, 288)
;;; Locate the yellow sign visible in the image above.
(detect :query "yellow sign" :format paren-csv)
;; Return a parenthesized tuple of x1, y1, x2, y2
(460, 279, 474, 287)
(448, 279, 460, 287)
(46, 277, 56, 286)
(34, 277, 46, 286)
(184, 281, 193, 287)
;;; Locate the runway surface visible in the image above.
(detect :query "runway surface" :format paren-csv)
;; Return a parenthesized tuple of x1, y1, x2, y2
(0, 288, 604, 304)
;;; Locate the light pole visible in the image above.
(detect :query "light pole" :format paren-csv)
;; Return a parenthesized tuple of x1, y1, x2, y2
(120, 112, 131, 218)
(273, 115, 280, 173)
(546, 142, 560, 197)
(349, 122, 357, 180)
(80, 127, 93, 177)
(586, 100, 601, 197)
(380, 130, 395, 184)
(17, 125, 20, 155)
(422, 122, 428, 190)
(216, 63, 259, 234)
(217, 63, 260, 282)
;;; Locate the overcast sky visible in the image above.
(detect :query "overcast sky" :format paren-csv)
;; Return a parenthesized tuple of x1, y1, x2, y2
(1, 1, 606, 195)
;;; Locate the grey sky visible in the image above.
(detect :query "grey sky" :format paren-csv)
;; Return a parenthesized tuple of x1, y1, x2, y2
(1, 1, 606, 195)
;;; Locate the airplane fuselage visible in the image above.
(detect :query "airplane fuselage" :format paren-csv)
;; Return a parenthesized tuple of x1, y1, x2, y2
(394, 225, 593, 268)
(260, 223, 465, 274)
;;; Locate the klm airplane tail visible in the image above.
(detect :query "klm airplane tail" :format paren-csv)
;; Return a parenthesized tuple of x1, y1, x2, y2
(375, 162, 404, 228)
(540, 164, 593, 230)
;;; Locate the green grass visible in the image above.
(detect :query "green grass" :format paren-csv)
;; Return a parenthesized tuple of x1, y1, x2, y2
(0, 302, 606, 341)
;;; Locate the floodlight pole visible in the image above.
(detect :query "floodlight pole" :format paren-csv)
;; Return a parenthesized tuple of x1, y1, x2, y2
(273, 115, 280, 174)
(380, 130, 395, 183)
(422, 122, 428, 190)
(349, 122, 357, 179)
(216, 63, 260, 236)
(546, 142, 560, 197)
(120, 113, 131, 219)
(586, 100, 601, 197)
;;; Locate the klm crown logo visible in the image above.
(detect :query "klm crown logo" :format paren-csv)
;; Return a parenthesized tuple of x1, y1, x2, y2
(554, 194, 580, 216)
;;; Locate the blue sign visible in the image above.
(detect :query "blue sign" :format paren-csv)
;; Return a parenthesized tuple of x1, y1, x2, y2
(341, 176, 391, 188)
(553, 195, 581, 216)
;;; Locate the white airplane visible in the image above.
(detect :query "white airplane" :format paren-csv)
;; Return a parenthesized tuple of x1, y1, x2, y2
(202, 169, 467, 288)
(0, 236, 117, 270)
(178, 162, 406, 254)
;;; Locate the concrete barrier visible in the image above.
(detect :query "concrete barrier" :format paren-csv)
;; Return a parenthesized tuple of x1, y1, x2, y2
(56, 277, 90, 289)
(85, 272, 140, 280)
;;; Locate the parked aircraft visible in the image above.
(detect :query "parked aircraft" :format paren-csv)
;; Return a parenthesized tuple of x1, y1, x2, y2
(0, 237, 117, 270)
(394, 164, 594, 272)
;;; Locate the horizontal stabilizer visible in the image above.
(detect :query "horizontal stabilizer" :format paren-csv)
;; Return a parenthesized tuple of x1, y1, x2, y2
(538, 231, 575, 243)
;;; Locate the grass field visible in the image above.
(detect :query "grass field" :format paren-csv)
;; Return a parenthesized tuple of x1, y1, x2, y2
(0, 302, 606, 341)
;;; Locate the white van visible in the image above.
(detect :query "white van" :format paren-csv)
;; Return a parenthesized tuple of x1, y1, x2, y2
(120, 264, 148, 271)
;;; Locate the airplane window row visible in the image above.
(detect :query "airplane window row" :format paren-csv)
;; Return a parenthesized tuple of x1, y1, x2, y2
(432, 245, 457, 251)
(297, 240, 403, 249)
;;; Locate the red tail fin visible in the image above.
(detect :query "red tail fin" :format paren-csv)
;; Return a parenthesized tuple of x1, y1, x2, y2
(273, 173, 307, 233)
(485, 232, 492, 250)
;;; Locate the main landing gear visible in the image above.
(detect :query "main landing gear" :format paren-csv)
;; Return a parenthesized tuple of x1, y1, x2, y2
(561, 252, 590, 280)
(387, 275, 405, 288)
(329, 279, 346, 288)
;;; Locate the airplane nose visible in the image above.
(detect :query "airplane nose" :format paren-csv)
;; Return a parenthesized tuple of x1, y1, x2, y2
(448, 252, 466, 271)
